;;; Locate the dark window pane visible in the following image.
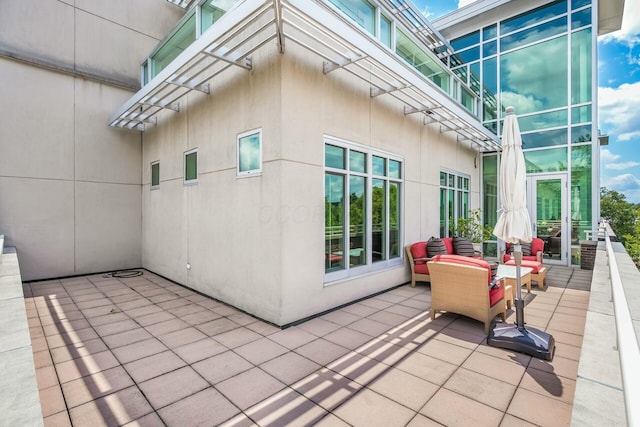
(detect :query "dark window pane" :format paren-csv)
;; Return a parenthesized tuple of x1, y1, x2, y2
(349, 150, 366, 173)
(451, 31, 480, 51)
(501, 0, 567, 35)
(483, 24, 497, 40)
(571, 124, 592, 143)
(372, 156, 386, 176)
(185, 152, 197, 181)
(571, 8, 591, 29)
(483, 40, 497, 57)
(501, 17, 567, 52)
(522, 128, 568, 149)
(325, 144, 345, 169)
(151, 162, 160, 187)
(325, 173, 345, 272)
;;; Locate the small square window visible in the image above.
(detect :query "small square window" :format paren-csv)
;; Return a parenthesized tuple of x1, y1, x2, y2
(238, 129, 262, 176)
(151, 161, 160, 189)
(185, 149, 198, 184)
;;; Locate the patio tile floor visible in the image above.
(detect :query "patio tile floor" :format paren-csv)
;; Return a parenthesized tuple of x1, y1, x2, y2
(24, 265, 590, 426)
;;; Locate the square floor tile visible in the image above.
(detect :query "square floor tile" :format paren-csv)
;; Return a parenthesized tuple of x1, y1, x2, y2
(55, 350, 120, 384)
(294, 338, 350, 366)
(368, 367, 439, 411)
(158, 387, 239, 426)
(192, 351, 253, 384)
(507, 388, 572, 426)
(323, 327, 372, 350)
(395, 352, 457, 386)
(102, 328, 152, 349)
(421, 388, 503, 427)
(39, 385, 66, 417)
(213, 328, 262, 349)
(216, 367, 286, 410)
(111, 338, 168, 364)
(139, 366, 208, 409)
(50, 339, 109, 364)
(158, 327, 207, 349)
(124, 350, 186, 383)
(333, 388, 415, 427)
(69, 386, 153, 427)
(260, 352, 321, 385)
(61, 366, 135, 409)
(173, 338, 228, 364)
(196, 318, 241, 337)
(444, 367, 516, 411)
(234, 337, 288, 365)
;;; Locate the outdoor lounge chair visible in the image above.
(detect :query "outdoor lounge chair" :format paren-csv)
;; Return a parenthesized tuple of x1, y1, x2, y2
(427, 255, 506, 334)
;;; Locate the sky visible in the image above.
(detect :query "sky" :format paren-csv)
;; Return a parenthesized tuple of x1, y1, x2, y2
(414, 0, 640, 204)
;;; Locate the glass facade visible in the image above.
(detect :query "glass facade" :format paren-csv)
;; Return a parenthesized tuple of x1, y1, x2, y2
(449, 0, 595, 264)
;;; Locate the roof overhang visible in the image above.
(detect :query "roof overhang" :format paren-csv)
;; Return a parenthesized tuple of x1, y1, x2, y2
(110, 0, 500, 152)
(433, 0, 625, 37)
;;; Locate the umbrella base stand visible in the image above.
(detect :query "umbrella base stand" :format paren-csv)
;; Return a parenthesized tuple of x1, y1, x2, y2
(488, 299, 555, 361)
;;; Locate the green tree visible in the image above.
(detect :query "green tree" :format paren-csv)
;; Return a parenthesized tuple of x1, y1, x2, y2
(600, 188, 636, 241)
(600, 187, 640, 268)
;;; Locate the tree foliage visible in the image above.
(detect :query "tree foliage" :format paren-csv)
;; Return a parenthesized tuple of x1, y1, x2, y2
(600, 187, 640, 268)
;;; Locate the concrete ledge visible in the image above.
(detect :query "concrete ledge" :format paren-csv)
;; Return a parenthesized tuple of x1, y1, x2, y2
(571, 244, 626, 426)
(0, 247, 43, 427)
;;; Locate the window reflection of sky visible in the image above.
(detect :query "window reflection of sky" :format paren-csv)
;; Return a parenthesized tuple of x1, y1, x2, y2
(500, 36, 567, 115)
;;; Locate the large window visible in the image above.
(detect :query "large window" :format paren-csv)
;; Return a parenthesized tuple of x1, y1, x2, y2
(440, 171, 469, 238)
(325, 139, 402, 281)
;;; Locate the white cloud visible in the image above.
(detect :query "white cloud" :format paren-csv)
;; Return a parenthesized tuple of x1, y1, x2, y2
(600, 149, 619, 163)
(604, 173, 640, 191)
(599, 81, 640, 141)
(606, 161, 640, 170)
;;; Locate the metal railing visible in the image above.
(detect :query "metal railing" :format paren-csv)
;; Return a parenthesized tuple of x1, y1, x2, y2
(604, 224, 640, 426)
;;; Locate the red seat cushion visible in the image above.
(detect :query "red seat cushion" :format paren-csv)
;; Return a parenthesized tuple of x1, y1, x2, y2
(430, 254, 492, 283)
(505, 259, 542, 273)
(414, 263, 429, 275)
(489, 286, 504, 307)
(442, 237, 454, 255)
(503, 254, 539, 263)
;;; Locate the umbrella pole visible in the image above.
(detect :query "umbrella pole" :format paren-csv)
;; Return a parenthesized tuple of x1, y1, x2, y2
(487, 241, 555, 360)
(514, 243, 525, 329)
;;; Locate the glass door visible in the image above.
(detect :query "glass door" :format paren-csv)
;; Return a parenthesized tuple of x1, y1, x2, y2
(527, 174, 568, 265)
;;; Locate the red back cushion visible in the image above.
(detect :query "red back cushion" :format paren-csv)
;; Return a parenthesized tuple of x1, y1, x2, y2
(410, 242, 428, 264)
(531, 238, 544, 254)
(442, 237, 454, 254)
(431, 254, 492, 283)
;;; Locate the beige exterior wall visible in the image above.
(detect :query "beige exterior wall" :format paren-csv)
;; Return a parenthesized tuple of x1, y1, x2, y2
(141, 41, 481, 325)
(0, 1, 182, 280)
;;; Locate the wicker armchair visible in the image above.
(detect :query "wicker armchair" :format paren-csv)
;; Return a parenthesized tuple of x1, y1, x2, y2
(427, 255, 506, 334)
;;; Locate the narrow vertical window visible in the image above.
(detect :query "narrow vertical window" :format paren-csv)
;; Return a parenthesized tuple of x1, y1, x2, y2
(185, 149, 198, 184)
(151, 161, 160, 189)
(237, 129, 262, 176)
(440, 170, 470, 237)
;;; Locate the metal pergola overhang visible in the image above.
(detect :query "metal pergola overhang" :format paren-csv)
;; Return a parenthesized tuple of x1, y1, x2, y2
(110, 0, 500, 152)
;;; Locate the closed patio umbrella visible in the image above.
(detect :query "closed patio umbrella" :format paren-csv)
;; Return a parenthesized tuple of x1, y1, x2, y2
(488, 106, 555, 360)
